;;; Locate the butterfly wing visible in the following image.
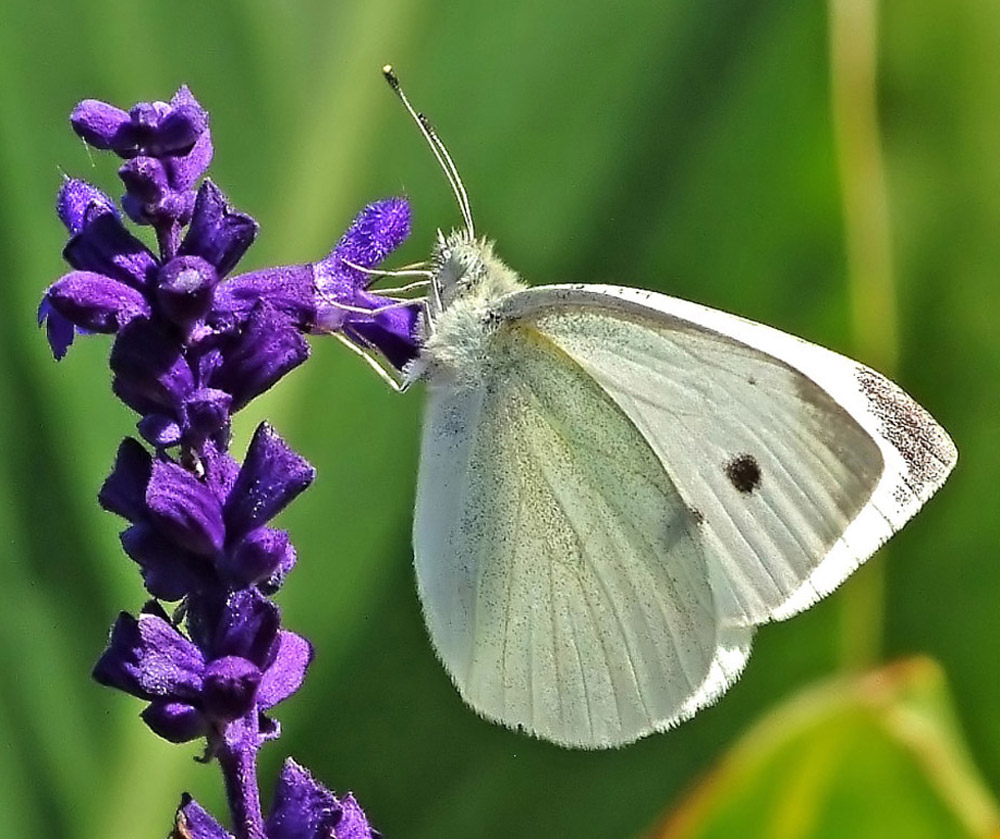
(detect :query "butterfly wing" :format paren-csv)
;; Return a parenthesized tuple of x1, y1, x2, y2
(413, 321, 752, 748)
(497, 285, 957, 625)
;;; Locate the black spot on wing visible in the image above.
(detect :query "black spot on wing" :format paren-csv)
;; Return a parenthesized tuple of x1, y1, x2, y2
(689, 507, 705, 525)
(725, 453, 761, 494)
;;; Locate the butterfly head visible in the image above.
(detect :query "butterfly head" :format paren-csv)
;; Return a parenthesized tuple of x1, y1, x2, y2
(428, 229, 522, 316)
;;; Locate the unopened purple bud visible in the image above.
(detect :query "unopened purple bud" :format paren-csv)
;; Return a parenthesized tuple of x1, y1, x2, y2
(99, 438, 152, 520)
(202, 656, 262, 720)
(120, 523, 208, 601)
(166, 130, 214, 191)
(220, 528, 290, 588)
(224, 423, 315, 539)
(46, 271, 151, 333)
(57, 179, 117, 234)
(63, 211, 158, 289)
(210, 303, 310, 412)
(180, 181, 257, 278)
(138, 413, 183, 448)
(213, 590, 280, 666)
(119, 156, 169, 203)
(93, 606, 205, 700)
(142, 700, 208, 743)
(157, 255, 219, 330)
(71, 99, 136, 152)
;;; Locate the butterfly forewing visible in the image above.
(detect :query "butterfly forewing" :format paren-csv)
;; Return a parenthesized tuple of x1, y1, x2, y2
(414, 320, 752, 747)
(498, 285, 958, 625)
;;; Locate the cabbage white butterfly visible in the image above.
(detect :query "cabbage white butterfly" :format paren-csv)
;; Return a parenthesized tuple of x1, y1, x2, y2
(379, 67, 956, 748)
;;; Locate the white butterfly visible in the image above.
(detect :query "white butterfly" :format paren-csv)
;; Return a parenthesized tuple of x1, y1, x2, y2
(377, 68, 957, 749)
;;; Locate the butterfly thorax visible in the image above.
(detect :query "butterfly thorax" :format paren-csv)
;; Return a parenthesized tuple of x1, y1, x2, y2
(410, 230, 526, 388)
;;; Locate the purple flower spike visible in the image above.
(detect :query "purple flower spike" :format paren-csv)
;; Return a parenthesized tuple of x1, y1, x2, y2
(51, 87, 384, 838)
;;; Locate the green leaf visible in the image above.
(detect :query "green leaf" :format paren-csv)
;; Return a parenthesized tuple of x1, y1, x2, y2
(651, 658, 999, 839)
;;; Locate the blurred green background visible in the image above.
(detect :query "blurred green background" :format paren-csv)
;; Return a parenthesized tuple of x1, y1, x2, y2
(1, 0, 998, 837)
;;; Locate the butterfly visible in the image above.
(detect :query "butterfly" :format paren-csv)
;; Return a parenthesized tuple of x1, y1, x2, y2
(378, 67, 957, 748)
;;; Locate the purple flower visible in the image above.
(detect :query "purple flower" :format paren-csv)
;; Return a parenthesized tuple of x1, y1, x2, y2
(93, 593, 311, 744)
(214, 197, 421, 372)
(100, 426, 311, 599)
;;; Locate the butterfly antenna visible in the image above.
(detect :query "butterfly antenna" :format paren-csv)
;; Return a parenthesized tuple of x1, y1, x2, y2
(383, 65, 475, 238)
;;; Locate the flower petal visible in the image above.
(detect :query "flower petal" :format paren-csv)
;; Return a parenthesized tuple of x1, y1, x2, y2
(142, 700, 208, 743)
(146, 459, 226, 556)
(266, 759, 341, 839)
(210, 302, 310, 412)
(149, 85, 209, 156)
(120, 523, 212, 600)
(98, 437, 152, 521)
(335, 794, 379, 839)
(92, 606, 205, 700)
(173, 795, 234, 839)
(37, 296, 77, 360)
(180, 181, 258, 278)
(46, 271, 151, 333)
(256, 631, 313, 710)
(63, 210, 158, 290)
(118, 155, 169, 203)
(166, 129, 214, 191)
(346, 292, 422, 371)
(138, 413, 183, 448)
(223, 423, 315, 538)
(324, 197, 411, 286)
(209, 264, 315, 334)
